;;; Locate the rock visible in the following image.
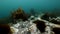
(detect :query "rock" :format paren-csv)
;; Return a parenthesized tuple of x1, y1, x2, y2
(50, 18, 60, 25)
(52, 28, 60, 34)
(33, 20, 46, 33)
(0, 24, 12, 34)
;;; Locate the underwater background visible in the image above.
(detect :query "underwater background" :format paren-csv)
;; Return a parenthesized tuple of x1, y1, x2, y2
(0, 0, 60, 34)
(0, 0, 60, 19)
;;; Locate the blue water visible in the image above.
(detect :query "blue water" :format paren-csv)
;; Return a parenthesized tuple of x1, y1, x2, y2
(0, 0, 60, 18)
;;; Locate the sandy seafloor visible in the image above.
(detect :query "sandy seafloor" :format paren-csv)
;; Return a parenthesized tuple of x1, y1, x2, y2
(9, 13, 60, 34)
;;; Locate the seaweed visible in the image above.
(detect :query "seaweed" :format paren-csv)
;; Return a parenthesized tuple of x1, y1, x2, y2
(10, 8, 30, 24)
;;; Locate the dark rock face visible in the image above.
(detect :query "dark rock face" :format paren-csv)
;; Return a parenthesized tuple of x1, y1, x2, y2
(50, 19, 60, 25)
(33, 20, 46, 33)
(0, 24, 12, 34)
(52, 28, 60, 34)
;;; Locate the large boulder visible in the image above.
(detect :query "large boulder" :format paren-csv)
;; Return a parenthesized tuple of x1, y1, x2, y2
(52, 27, 60, 34)
(0, 24, 12, 34)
